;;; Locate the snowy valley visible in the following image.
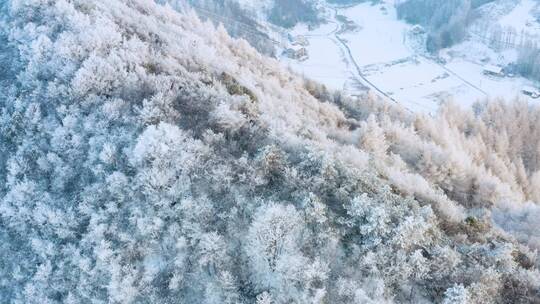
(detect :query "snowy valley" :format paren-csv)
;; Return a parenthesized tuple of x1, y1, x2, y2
(278, 0, 540, 113)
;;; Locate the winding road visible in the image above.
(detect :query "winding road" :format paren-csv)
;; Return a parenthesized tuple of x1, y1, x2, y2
(316, 3, 489, 112)
(325, 5, 408, 109)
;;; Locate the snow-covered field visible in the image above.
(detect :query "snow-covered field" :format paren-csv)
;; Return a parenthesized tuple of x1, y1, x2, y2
(339, 3, 410, 66)
(499, 0, 540, 35)
(281, 23, 352, 91)
(279, 0, 540, 113)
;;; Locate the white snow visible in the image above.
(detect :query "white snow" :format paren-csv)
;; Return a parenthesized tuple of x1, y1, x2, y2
(499, 0, 540, 35)
(339, 3, 410, 66)
(364, 57, 466, 113)
(277, 0, 540, 114)
(446, 59, 532, 101)
(281, 21, 352, 91)
(281, 36, 351, 91)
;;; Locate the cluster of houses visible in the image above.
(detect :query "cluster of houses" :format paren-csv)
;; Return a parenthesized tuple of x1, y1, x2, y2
(480, 65, 540, 98)
(282, 35, 309, 61)
(281, 27, 540, 99)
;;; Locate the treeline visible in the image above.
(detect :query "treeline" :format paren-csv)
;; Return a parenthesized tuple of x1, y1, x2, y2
(267, 0, 321, 28)
(396, 0, 495, 52)
(471, 18, 540, 81)
(516, 46, 540, 81)
(167, 0, 277, 55)
(169, 0, 322, 53)
(187, 0, 322, 30)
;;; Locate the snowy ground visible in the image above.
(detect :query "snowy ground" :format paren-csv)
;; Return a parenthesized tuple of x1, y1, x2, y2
(281, 23, 353, 91)
(278, 0, 540, 114)
(499, 0, 540, 36)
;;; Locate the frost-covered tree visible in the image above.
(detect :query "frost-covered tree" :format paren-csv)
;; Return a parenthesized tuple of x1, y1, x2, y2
(442, 284, 470, 304)
(396, 0, 488, 52)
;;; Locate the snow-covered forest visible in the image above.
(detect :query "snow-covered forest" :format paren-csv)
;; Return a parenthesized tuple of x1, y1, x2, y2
(396, 0, 478, 51)
(0, 0, 539, 303)
(164, 0, 278, 55)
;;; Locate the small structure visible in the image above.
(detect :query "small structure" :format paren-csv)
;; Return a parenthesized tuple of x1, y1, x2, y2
(283, 46, 308, 61)
(411, 24, 425, 35)
(291, 35, 309, 47)
(480, 56, 490, 64)
(483, 65, 504, 77)
(522, 86, 540, 98)
(437, 52, 451, 64)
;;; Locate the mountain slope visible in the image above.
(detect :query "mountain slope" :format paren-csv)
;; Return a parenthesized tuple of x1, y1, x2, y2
(0, 0, 539, 303)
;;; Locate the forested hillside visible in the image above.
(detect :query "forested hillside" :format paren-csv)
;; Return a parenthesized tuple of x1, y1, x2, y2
(184, 0, 320, 29)
(0, 0, 539, 303)
(163, 0, 277, 55)
(267, 0, 320, 28)
(396, 0, 496, 51)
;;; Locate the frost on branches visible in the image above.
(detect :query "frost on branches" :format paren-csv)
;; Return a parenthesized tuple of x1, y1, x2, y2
(0, 0, 539, 303)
